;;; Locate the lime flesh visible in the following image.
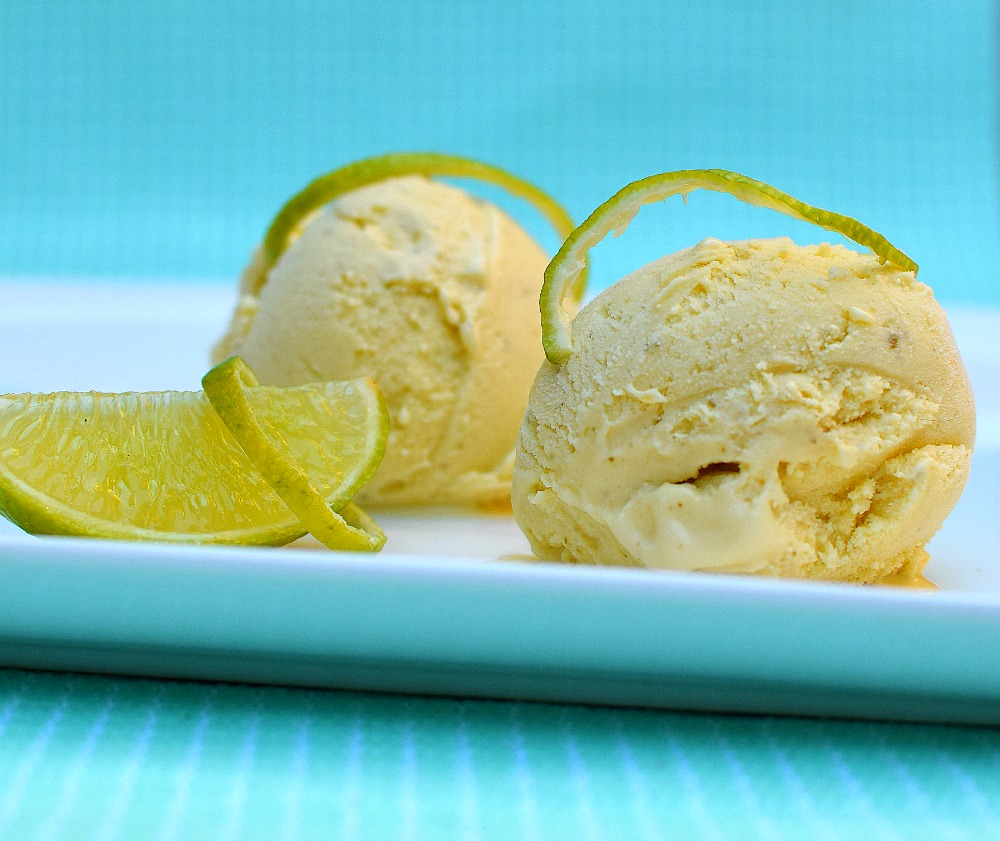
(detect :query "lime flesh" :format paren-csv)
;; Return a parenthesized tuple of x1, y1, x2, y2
(0, 364, 389, 549)
(0, 389, 304, 544)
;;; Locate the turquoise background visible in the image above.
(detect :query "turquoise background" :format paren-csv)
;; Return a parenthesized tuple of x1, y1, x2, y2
(1, 0, 997, 302)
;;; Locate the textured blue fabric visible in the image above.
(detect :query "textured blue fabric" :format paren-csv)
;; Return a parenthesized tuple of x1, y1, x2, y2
(0, 0, 997, 302)
(1, 668, 1000, 841)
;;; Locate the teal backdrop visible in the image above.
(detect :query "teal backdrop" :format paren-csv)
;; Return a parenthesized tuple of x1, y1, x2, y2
(1, 0, 997, 302)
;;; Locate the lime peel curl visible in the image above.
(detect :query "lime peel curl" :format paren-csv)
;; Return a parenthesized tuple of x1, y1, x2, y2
(261, 151, 587, 301)
(540, 168, 918, 365)
(203, 357, 388, 552)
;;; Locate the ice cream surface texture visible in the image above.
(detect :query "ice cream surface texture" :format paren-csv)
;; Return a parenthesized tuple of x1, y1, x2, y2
(512, 237, 975, 582)
(214, 175, 549, 506)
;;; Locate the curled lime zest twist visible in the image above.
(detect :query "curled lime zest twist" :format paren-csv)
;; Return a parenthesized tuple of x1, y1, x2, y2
(262, 151, 587, 301)
(203, 356, 388, 552)
(540, 168, 918, 365)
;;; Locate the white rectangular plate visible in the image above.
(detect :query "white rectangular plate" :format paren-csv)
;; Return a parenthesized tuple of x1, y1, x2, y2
(1, 281, 998, 724)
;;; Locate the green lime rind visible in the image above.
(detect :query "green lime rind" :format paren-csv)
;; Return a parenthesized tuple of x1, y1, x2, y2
(261, 151, 587, 301)
(540, 168, 918, 364)
(202, 357, 389, 552)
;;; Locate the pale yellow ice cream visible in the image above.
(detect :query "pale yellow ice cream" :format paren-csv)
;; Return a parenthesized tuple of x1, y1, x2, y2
(512, 237, 975, 582)
(213, 175, 549, 507)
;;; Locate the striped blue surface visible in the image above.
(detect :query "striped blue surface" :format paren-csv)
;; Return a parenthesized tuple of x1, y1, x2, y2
(2, 668, 1000, 841)
(1, 0, 997, 302)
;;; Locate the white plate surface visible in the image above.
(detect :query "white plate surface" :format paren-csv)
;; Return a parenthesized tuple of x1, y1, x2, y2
(0, 281, 998, 724)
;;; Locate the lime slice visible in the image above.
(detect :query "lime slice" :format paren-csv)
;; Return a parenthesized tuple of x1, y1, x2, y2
(258, 151, 587, 302)
(540, 169, 918, 364)
(0, 388, 305, 545)
(202, 357, 388, 551)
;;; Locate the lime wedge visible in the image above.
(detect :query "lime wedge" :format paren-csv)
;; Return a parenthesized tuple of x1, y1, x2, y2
(0, 388, 305, 545)
(202, 357, 388, 551)
(259, 151, 587, 302)
(540, 169, 918, 364)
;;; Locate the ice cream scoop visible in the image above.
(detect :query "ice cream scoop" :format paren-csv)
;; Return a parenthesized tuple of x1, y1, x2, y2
(512, 237, 975, 582)
(214, 174, 551, 507)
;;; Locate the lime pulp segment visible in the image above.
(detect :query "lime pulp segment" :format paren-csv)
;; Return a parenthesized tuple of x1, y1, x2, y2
(0, 389, 305, 545)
